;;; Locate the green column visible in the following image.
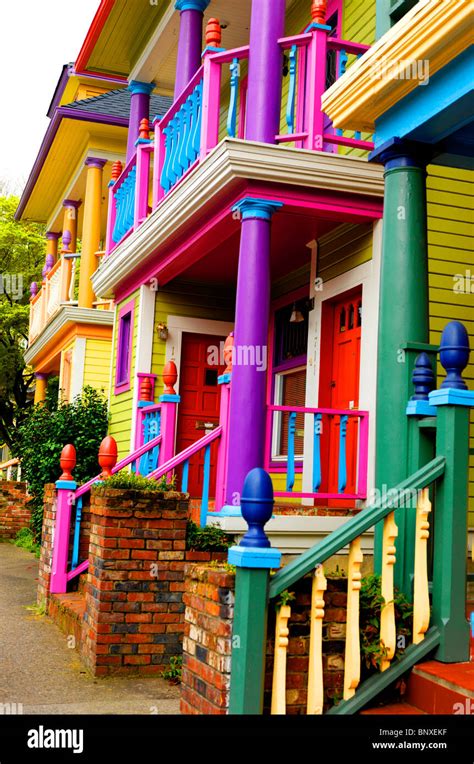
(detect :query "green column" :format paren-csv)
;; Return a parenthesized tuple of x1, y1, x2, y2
(372, 140, 431, 586)
(431, 399, 471, 663)
(228, 566, 270, 714)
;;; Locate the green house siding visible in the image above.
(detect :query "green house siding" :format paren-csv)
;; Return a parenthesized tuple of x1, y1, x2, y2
(427, 165, 474, 525)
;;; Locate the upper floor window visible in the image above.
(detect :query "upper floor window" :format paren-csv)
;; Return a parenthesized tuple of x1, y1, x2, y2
(115, 300, 134, 393)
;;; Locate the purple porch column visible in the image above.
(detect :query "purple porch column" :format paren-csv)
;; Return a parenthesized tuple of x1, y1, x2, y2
(126, 81, 154, 163)
(174, 0, 210, 99)
(246, 0, 286, 144)
(224, 197, 283, 510)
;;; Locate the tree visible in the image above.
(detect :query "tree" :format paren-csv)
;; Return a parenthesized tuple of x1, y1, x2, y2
(0, 195, 45, 447)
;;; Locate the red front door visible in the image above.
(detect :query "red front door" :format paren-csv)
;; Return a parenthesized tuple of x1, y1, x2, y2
(175, 333, 226, 497)
(319, 288, 362, 501)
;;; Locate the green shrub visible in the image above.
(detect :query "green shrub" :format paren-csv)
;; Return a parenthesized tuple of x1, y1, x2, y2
(360, 573, 413, 675)
(161, 655, 182, 684)
(14, 527, 40, 558)
(100, 470, 175, 492)
(11, 386, 108, 540)
(186, 520, 233, 551)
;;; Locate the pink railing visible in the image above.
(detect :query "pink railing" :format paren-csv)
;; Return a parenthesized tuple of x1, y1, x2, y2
(104, 27, 372, 254)
(266, 405, 369, 501)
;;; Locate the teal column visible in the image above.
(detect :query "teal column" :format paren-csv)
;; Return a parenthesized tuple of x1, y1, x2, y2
(228, 469, 281, 714)
(371, 138, 431, 585)
(429, 321, 472, 663)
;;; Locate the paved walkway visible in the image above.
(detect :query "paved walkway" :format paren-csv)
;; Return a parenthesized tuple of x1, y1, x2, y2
(0, 542, 180, 714)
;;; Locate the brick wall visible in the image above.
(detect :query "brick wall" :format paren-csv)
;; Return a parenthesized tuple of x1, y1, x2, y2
(181, 566, 348, 714)
(79, 485, 226, 677)
(37, 484, 56, 605)
(181, 563, 235, 714)
(0, 481, 31, 540)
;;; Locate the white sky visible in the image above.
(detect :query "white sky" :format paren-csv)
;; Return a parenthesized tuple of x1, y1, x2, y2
(0, 0, 99, 195)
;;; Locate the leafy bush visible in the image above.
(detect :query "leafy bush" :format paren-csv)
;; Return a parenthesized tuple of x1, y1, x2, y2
(14, 527, 40, 558)
(186, 520, 233, 551)
(11, 386, 108, 540)
(100, 470, 175, 492)
(360, 573, 413, 675)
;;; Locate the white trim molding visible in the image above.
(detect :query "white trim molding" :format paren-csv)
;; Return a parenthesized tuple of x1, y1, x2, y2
(70, 337, 86, 400)
(130, 285, 157, 450)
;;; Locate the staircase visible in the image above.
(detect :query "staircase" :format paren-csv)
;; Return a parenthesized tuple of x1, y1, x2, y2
(362, 601, 474, 715)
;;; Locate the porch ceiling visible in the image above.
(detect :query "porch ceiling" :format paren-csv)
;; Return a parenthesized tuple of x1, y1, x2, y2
(179, 211, 336, 287)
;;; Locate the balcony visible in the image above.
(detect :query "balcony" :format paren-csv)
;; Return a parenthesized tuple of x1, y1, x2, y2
(29, 252, 112, 345)
(105, 28, 373, 257)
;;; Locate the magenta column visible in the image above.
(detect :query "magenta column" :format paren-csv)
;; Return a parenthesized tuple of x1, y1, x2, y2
(223, 198, 283, 512)
(126, 81, 154, 163)
(245, 0, 286, 144)
(174, 0, 210, 99)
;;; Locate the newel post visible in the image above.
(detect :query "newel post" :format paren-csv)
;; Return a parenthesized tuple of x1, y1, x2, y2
(50, 445, 77, 594)
(134, 118, 153, 228)
(228, 469, 281, 714)
(158, 361, 181, 469)
(304, 0, 331, 151)
(200, 18, 225, 160)
(105, 160, 123, 256)
(214, 332, 233, 511)
(429, 321, 473, 663)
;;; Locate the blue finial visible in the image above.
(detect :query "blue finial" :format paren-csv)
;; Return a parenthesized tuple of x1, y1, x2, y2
(239, 468, 274, 549)
(439, 321, 470, 390)
(411, 352, 435, 400)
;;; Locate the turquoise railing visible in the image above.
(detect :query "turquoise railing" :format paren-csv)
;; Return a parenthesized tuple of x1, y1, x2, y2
(266, 405, 369, 500)
(112, 158, 137, 244)
(160, 71, 203, 194)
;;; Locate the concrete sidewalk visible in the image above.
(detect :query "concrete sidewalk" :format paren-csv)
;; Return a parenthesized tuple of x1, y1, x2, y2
(0, 542, 180, 714)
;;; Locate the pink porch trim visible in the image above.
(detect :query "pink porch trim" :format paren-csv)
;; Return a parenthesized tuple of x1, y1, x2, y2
(147, 425, 222, 481)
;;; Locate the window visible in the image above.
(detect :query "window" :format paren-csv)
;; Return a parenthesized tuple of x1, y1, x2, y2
(271, 297, 310, 461)
(115, 301, 134, 392)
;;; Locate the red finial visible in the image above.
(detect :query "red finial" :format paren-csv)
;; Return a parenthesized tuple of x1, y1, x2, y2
(311, 0, 327, 24)
(223, 332, 234, 374)
(98, 436, 118, 478)
(205, 18, 221, 48)
(162, 361, 178, 395)
(59, 444, 76, 481)
(111, 161, 123, 182)
(138, 118, 150, 141)
(140, 375, 153, 402)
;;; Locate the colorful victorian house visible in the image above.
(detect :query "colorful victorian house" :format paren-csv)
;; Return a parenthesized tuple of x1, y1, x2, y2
(75, 0, 389, 551)
(17, 64, 170, 405)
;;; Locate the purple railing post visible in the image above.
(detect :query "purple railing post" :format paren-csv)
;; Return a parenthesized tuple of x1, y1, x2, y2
(214, 333, 233, 511)
(127, 81, 154, 163)
(174, 0, 210, 99)
(105, 161, 123, 255)
(134, 119, 153, 228)
(200, 50, 222, 159)
(50, 445, 77, 594)
(158, 362, 180, 474)
(304, 14, 331, 151)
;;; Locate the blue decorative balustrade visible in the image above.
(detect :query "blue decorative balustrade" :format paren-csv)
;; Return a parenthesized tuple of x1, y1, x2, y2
(160, 78, 203, 194)
(112, 164, 137, 244)
(267, 405, 369, 500)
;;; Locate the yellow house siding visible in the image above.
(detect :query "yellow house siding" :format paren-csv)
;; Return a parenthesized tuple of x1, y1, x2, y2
(83, 339, 112, 397)
(427, 165, 474, 525)
(317, 223, 373, 282)
(108, 290, 140, 459)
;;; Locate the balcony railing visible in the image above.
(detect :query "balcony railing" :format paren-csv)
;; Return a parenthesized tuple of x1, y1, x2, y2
(105, 28, 373, 255)
(28, 252, 112, 344)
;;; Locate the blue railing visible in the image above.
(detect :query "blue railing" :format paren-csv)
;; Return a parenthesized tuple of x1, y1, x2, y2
(160, 78, 203, 194)
(112, 163, 137, 244)
(133, 404, 162, 476)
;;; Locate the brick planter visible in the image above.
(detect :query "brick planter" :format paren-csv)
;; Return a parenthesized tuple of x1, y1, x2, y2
(180, 565, 348, 714)
(37, 484, 56, 605)
(79, 485, 227, 677)
(0, 481, 31, 540)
